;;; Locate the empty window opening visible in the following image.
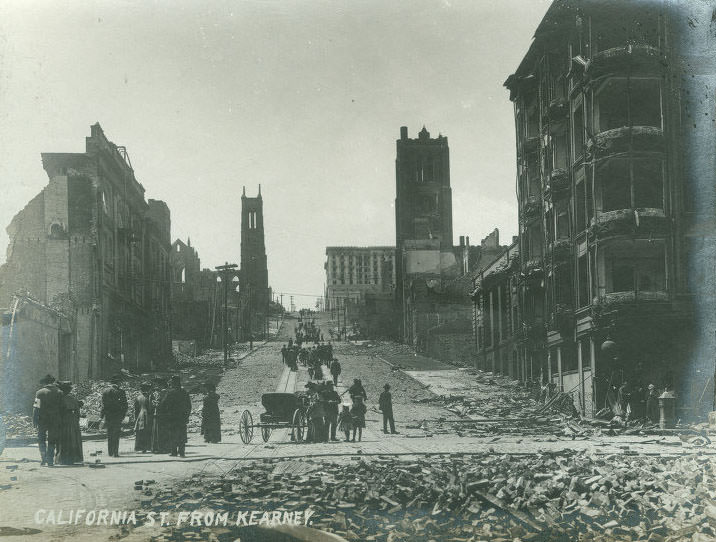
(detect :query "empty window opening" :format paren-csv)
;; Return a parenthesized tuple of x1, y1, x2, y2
(599, 158, 664, 211)
(604, 240, 666, 294)
(596, 78, 661, 132)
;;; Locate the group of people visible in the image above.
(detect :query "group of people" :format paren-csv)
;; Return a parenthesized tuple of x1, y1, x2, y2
(33, 374, 84, 466)
(33, 372, 222, 465)
(613, 380, 662, 423)
(294, 318, 322, 345)
(281, 342, 338, 381)
(101, 374, 194, 457)
(301, 378, 397, 443)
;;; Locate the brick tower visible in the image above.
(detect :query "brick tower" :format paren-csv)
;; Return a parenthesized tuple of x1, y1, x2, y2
(240, 186, 269, 336)
(395, 125, 453, 250)
(394, 126, 453, 341)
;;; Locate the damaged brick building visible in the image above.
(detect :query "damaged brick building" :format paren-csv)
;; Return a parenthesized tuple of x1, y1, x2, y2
(394, 125, 506, 360)
(0, 124, 172, 411)
(499, 0, 716, 418)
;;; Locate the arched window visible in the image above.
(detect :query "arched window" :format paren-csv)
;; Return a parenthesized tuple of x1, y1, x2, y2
(180, 268, 186, 283)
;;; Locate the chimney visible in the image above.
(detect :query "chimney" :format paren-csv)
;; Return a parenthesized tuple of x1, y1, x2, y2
(400, 126, 408, 140)
(459, 235, 465, 247)
(466, 236, 470, 246)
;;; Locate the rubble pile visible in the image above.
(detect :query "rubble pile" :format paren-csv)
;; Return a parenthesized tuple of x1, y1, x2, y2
(1, 413, 34, 439)
(122, 452, 716, 542)
(75, 379, 143, 425)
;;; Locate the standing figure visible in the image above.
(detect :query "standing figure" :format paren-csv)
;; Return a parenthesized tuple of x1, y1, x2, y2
(313, 360, 324, 381)
(134, 382, 153, 452)
(201, 383, 222, 443)
(350, 396, 367, 442)
(101, 375, 128, 457)
(379, 384, 398, 434)
(281, 345, 288, 365)
(329, 358, 342, 386)
(160, 375, 192, 457)
(56, 381, 84, 465)
(33, 374, 63, 466)
(646, 384, 660, 423)
(307, 396, 326, 443)
(151, 378, 170, 453)
(348, 379, 367, 403)
(321, 382, 341, 442)
(337, 405, 353, 442)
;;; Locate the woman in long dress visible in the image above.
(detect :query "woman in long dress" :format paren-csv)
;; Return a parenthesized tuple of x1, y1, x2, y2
(56, 381, 84, 464)
(134, 382, 153, 452)
(200, 383, 221, 443)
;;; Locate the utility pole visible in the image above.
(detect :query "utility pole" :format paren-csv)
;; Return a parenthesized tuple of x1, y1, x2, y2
(215, 262, 238, 365)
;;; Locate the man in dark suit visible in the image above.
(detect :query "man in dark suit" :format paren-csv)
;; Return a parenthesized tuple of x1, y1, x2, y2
(33, 374, 64, 466)
(101, 374, 128, 457)
(321, 382, 341, 442)
(379, 384, 398, 434)
(160, 375, 192, 457)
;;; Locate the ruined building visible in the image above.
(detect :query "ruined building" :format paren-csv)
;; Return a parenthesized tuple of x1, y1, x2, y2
(394, 126, 497, 358)
(0, 124, 172, 411)
(501, 0, 716, 417)
(240, 187, 270, 337)
(170, 239, 228, 351)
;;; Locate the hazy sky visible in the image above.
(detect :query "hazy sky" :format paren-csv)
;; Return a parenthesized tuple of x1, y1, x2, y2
(0, 0, 550, 308)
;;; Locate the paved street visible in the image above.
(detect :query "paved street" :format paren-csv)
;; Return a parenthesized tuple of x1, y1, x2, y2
(1, 314, 714, 541)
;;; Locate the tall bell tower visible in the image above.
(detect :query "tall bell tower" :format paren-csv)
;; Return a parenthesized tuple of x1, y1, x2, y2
(240, 186, 269, 335)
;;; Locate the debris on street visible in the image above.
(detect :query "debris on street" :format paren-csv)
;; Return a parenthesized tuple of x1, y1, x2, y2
(118, 450, 716, 542)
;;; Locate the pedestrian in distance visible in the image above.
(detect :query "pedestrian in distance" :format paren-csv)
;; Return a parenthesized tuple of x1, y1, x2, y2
(350, 396, 367, 442)
(201, 382, 222, 443)
(646, 384, 660, 424)
(329, 358, 342, 386)
(379, 384, 398, 434)
(159, 375, 192, 457)
(56, 381, 84, 465)
(133, 382, 153, 452)
(314, 359, 324, 381)
(101, 374, 128, 458)
(33, 374, 64, 466)
(337, 405, 353, 442)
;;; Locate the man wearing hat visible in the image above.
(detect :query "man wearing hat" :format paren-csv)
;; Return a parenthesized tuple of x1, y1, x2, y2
(33, 374, 63, 466)
(101, 374, 128, 457)
(320, 381, 341, 442)
(379, 384, 398, 434)
(159, 375, 192, 457)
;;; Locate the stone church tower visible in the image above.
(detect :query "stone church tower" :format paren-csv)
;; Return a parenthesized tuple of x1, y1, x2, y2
(240, 186, 269, 335)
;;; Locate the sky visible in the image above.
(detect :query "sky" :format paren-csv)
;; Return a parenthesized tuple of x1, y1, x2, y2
(0, 0, 551, 309)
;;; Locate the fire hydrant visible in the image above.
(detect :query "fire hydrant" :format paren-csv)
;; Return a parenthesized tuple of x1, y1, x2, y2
(659, 390, 676, 429)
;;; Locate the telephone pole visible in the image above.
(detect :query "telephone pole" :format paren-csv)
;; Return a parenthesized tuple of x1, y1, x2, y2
(215, 262, 239, 365)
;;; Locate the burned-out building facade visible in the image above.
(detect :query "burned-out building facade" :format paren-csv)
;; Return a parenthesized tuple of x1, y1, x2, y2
(0, 123, 172, 401)
(502, 0, 716, 417)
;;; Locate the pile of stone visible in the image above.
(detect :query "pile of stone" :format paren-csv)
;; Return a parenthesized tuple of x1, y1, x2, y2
(121, 451, 716, 542)
(1, 413, 35, 439)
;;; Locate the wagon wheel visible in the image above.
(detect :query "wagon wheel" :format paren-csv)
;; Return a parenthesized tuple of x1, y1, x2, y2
(292, 409, 307, 443)
(239, 410, 254, 444)
(261, 426, 272, 443)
